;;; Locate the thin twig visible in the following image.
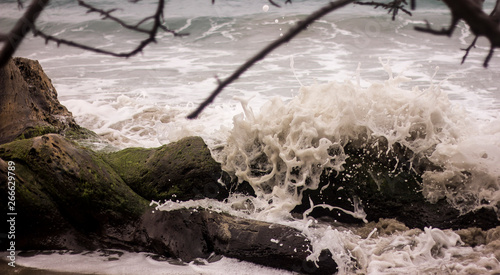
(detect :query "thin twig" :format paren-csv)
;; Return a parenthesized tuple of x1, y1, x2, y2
(414, 18, 458, 36)
(30, 0, 186, 58)
(32, 31, 153, 57)
(78, 1, 152, 33)
(268, 0, 282, 8)
(461, 36, 478, 64)
(187, 0, 355, 119)
(77, 0, 185, 36)
(484, 46, 495, 67)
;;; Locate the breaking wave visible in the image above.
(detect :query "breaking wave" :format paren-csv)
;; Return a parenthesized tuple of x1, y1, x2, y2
(214, 66, 500, 217)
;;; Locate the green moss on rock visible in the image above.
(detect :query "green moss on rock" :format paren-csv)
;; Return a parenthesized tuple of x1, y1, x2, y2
(0, 134, 149, 249)
(103, 136, 228, 202)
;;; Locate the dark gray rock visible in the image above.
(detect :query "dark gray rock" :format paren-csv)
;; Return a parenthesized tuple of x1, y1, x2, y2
(142, 208, 338, 274)
(292, 137, 500, 230)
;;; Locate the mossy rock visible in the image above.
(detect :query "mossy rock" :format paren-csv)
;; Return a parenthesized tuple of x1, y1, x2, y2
(0, 134, 148, 250)
(103, 136, 228, 202)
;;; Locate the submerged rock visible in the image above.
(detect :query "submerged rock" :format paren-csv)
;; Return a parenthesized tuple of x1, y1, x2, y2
(355, 218, 411, 239)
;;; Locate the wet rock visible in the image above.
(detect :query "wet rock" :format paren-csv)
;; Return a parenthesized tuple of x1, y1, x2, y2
(0, 57, 335, 273)
(142, 208, 338, 274)
(1, 133, 330, 274)
(457, 226, 500, 260)
(486, 226, 500, 244)
(0, 58, 91, 144)
(103, 136, 229, 202)
(292, 138, 500, 230)
(356, 218, 411, 239)
(456, 227, 487, 247)
(0, 134, 149, 250)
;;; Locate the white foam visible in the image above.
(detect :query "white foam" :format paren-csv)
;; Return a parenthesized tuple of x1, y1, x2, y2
(63, 94, 239, 149)
(151, 197, 500, 275)
(7, 250, 295, 275)
(216, 68, 500, 217)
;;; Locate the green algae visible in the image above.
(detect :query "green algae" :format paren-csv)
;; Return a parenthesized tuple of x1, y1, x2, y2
(103, 136, 227, 202)
(0, 134, 148, 229)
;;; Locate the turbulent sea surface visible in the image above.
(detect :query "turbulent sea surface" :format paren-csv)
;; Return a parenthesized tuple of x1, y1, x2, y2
(1, 0, 500, 274)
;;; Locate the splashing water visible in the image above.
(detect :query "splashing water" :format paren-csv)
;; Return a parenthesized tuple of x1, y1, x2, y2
(213, 67, 500, 220)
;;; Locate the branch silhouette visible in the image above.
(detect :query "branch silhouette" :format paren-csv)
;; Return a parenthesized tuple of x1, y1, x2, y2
(415, 0, 500, 67)
(0, 0, 187, 67)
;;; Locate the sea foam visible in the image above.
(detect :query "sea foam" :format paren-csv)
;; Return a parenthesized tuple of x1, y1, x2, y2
(214, 67, 500, 219)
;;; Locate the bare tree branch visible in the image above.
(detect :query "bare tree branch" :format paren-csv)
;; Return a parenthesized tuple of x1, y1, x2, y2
(0, 0, 49, 68)
(415, 0, 500, 67)
(493, 0, 500, 20)
(187, 0, 355, 119)
(461, 0, 500, 64)
(77, 0, 183, 36)
(354, 0, 411, 20)
(77, 1, 149, 34)
(484, 45, 496, 67)
(30, 0, 188, 58)
(0, 0, 188, 68)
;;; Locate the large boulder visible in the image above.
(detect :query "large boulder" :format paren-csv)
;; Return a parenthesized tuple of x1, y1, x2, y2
(0, 57, 91, 144)
(0, 134, 149, 250)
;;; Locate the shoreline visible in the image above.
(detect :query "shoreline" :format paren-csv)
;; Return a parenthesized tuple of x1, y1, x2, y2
(0, 259, 92, 275)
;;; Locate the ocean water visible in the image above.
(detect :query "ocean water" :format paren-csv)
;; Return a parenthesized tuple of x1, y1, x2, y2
(1, 0, 500, 274)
